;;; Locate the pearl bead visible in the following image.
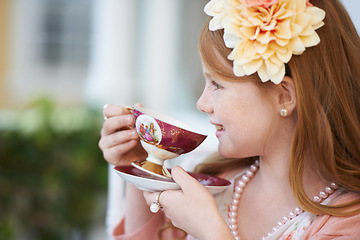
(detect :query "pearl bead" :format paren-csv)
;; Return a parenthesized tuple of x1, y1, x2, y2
(331, 182, 339, 189)
(245, 170, 253, 177)
(228, 217, 236, 224)
(319, 191, 328, 198)
(229, 224, 238, 230)
(150, 203, 160, 213)
(281, 216, 289, 224)
(325, 186, 334, 194)
(294, 207, 303, 214)
(233, 192, 241, 200)
(241, 175, 249, 183)
(235, 186, 243, 194)
(230, 204, 238, 212)
(313, 195, 321, 202)
(231, 230, 239, 236)
(237, 181, 246, 188)
(229, 211, 237, 218)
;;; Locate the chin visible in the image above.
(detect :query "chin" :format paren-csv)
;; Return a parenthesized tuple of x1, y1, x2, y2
(218, 145, 236, 158)
(218, 144, 253, 159)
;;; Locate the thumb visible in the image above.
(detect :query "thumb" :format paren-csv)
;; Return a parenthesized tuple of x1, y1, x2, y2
(171, 166, 203, 194)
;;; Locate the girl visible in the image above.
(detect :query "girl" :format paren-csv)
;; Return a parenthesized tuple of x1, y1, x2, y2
(99, 0, 360, 239)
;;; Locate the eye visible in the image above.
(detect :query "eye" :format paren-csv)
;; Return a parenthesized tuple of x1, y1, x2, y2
(211, 80, 223, 90)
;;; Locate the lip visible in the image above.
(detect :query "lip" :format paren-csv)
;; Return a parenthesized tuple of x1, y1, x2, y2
(210, 121, 225, 138)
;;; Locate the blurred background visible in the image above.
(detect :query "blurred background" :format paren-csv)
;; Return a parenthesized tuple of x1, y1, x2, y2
(0, 0, 359, 239)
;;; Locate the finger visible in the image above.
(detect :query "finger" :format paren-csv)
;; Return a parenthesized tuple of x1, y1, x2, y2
(143, 191, 167, 213)
(171, 166, 203, 194)
(100, 139, 138, 165)
(101, 114, 136, 136)
(143, 191, 157, 206)
(100, 128, 138, 149)
(103, 104, 132, 119)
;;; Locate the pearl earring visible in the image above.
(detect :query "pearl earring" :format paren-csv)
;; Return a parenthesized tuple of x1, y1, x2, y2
(280, 108, 289, 117)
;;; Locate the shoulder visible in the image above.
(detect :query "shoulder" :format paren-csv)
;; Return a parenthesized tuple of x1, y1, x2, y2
(305, 192, 360, 239)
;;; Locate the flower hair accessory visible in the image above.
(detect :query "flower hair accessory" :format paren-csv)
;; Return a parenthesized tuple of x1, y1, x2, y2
(204, 0, 325, 84)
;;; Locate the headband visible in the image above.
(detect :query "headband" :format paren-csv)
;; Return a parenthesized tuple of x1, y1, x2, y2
(204, 0, 325, 84)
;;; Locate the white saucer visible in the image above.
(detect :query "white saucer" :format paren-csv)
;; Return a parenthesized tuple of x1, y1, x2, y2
(114, 165, 231, 195)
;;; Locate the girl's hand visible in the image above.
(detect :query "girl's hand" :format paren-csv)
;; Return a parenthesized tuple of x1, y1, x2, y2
(144, 166, 233, 240)
(99, 103, 147, 166)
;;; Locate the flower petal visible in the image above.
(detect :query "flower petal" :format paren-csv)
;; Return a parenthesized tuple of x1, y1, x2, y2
(254, 41, 269, 54)
(233, 63, 245, 76)
(300, 33, 320, 47)
(269, 63, 285, 84)
(224, 32, 241, 48)
(258, 62, 270, 82)
(289, 37, 305, 54)
(306, 7, 326, 28)
(257, 31, 276, 44)
(276, 48, 292, 63)
(275, 19, 292, 39)
(244, 41, 258, 57)
(262, 47, 276, 59)
(265, 56, 282, 75)
(243, 58, 263, 75)
(300, 24, 316, 36)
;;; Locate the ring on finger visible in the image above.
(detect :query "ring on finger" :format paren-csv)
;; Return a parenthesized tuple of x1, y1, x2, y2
(150, 191, 164, 213)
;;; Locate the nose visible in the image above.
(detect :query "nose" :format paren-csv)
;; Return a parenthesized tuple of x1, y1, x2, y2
(196, 88, 212, 114)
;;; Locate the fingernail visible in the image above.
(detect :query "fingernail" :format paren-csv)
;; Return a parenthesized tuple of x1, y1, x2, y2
(103, 104, 110, 109)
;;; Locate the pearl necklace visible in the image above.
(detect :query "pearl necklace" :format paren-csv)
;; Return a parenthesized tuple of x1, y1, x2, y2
(228, 160, 338, 240)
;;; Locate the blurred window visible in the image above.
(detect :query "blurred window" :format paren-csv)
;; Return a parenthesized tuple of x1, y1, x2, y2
(40, 0, 91, 68)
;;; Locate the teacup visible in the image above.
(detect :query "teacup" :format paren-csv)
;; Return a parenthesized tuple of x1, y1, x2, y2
(131, 106, 207, 178)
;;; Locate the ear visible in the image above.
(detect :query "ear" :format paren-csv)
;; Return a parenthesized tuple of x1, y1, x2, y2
(276, 76, 296, 116)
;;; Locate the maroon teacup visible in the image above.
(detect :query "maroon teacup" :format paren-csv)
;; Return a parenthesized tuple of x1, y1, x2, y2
(132, 106, 207, 178)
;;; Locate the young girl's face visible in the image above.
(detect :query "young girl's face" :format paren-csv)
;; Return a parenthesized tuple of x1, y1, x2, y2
(197, 65, 276, 158)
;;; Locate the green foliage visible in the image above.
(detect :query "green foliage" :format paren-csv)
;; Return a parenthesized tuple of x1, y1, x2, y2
(0, 98, 108, 240)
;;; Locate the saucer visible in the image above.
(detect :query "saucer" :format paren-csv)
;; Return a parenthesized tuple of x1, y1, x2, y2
(114, 165, 231, 195)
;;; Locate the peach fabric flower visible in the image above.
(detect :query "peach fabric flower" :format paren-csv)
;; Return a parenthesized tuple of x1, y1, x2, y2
(204, 0, 325, 84)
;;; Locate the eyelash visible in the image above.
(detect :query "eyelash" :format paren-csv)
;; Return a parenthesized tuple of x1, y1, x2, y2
(211, 80, 223, 90)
